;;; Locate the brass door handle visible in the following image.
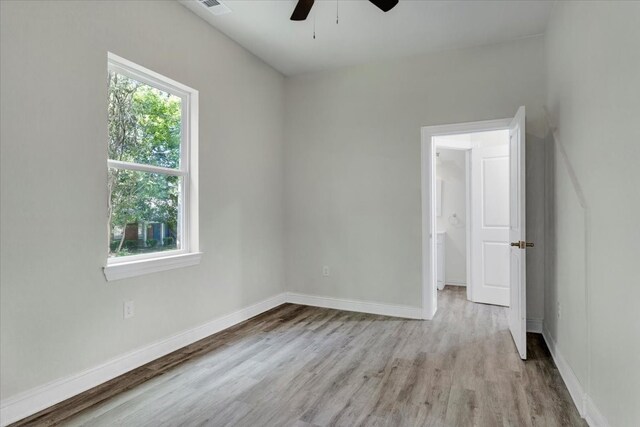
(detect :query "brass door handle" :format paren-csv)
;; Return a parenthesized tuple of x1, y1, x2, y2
(511, 241, 534, 249)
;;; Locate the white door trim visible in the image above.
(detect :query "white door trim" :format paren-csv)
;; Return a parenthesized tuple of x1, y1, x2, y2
(421, 118, 512, 319)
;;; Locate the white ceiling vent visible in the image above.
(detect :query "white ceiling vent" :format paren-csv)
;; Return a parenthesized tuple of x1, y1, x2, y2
(197, 0, 231, 16)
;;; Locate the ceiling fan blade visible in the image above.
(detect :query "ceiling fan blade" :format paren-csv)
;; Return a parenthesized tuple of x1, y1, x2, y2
(290, 0, 315, 21)
(369, 0, 398, 13)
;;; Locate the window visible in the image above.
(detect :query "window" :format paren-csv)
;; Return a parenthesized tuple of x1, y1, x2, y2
(104, 53, 200, 281)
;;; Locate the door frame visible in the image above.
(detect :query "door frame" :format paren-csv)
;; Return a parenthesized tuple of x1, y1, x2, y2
(421, 118, 512, 319)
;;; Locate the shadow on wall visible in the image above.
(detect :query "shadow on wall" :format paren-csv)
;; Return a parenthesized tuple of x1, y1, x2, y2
(544, 125, 589, 390)
(526, 133, 547, 323)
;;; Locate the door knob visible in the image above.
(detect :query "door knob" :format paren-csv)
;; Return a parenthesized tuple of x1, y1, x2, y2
(510, 241, 534, 249)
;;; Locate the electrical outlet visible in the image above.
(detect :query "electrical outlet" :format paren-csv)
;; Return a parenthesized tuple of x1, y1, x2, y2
(123, 300, 135, 319)
(556, 301, 561, 319)
(322, 265, 330, 277)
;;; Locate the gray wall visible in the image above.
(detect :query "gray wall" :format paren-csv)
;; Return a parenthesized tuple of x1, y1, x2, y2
(545, 2, 640, 426)
(0, 0, 285, 398)
(284, 36, 547, 321)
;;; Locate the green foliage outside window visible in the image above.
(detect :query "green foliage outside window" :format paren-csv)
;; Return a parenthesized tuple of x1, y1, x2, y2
(108, 72, 182, 257)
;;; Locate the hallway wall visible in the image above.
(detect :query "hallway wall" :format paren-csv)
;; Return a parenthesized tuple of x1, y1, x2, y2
(436, 149, 467, 285)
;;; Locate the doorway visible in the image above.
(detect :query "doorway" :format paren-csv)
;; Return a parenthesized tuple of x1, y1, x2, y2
(421, 107, 528, 359)
(434, 130, 511, 307)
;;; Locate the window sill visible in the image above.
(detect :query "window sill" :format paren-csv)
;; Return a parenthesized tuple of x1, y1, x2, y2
(103, 252, 202, 282)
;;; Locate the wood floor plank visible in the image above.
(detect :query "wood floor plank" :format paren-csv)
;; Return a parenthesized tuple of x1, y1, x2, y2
(11, 287, 586, 427)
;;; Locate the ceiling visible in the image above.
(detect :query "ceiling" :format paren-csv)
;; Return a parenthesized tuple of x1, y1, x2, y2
(180, 0, 554, 76)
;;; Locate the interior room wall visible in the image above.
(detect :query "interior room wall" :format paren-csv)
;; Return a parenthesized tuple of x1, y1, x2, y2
(435, 149, 467, 285)
(284, 35, 547, 320)
(0, 0, 285, 400)
(545, 2, 640, 426)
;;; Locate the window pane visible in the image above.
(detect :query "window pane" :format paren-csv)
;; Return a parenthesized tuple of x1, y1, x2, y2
(108, 71, 182, 169)
(108, 169, 182, 258)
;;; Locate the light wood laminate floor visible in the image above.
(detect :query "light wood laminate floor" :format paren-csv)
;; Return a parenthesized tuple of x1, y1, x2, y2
(14, 287, 585, 426)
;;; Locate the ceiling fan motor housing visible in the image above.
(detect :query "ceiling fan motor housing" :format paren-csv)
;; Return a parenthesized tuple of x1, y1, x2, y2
(290, 0, 399, 21)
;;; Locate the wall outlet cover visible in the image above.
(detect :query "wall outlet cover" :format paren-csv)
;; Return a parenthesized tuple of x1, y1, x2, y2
(124, 300, 135, 319)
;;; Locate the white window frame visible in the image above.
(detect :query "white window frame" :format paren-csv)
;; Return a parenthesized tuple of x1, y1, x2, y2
(104, 52, 200, 281)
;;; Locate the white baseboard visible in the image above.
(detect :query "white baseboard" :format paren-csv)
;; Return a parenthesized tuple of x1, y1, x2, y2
(0, 293, 288, 427)
(286, 292, 423, 320)
(542, 328, 586, 416)
(584, 395, 610, 427)
(526, 318, 543, 333)
(542, 328, 610, 427)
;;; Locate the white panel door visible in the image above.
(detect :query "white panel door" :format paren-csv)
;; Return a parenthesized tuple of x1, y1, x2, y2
(508, 106, 527, 360)
(471, 144, 510, 306)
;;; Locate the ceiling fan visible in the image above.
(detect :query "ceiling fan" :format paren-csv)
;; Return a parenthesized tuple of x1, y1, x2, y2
(290, 0, 399, 21)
